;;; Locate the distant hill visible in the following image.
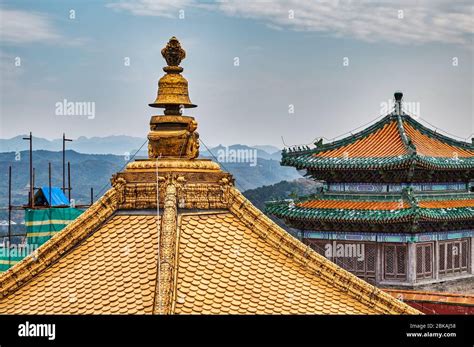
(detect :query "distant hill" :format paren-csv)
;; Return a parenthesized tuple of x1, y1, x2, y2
(0, 135, 147, 155)
(243, 179, 322, 212)
(0, 150, 135, 208)
(199, 144, 281, 161)
(0, 136, 284, 160)
(243, 179, 322, 236)
(252, 145, 281, 155)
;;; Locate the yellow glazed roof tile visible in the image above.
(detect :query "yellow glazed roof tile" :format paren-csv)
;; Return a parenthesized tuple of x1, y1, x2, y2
(0, 215, 159, 314)
(173, 211, 413, 314)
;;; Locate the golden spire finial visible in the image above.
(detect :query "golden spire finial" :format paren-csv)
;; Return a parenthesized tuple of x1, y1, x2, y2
(161, 36, 185, 69)
(149, 36, 196, 111)
(147, 37, 200, 160)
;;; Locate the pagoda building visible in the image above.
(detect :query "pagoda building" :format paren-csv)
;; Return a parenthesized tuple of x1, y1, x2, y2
(0, 38, 417, 314)
(267, 93, 474, 288)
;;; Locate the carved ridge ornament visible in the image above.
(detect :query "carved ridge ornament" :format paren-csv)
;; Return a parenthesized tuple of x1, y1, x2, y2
(161, 36, 185, 68)
(126, 159, 221, 171)
(154, 174, 185, 314)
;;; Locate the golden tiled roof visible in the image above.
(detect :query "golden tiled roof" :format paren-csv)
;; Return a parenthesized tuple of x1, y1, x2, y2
(0, 215, 159, 314)
(176, 213, 382, 314)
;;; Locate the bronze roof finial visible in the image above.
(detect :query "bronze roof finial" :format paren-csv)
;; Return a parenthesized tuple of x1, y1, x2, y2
(149, 36, 196, 110)
(147, 37, 199, 159)
(161, 36, 186, 69)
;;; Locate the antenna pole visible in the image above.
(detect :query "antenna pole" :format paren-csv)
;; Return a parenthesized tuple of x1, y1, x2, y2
(67, 161, 71, 202)
(49, 162, 52, 206)
(90, 187, 93, 205)
(22, 132, 33, 207)
(32, 167, 35, 208)
(62, 133, 72, 193)
(62, 133, 65, 193)
(8, 166, 12, 265)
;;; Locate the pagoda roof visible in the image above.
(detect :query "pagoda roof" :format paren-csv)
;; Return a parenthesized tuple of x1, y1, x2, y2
(266, 191, 474, 226)
(282, 114, 474, 172)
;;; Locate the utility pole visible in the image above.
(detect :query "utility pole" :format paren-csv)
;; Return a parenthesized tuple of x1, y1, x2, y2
(48, 162, 52, 205)
(22, 132, 33, 208)
(32, 168, 36, 203)
(62, 133, 72, 193)
(8, 166, 12, 264)
(67, 161, 71, 202)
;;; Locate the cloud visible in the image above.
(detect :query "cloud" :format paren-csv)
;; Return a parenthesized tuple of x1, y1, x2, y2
(0, 8, 62, 44)
(217, 0, 474, 45)
(106, 0, 474, 46)
(106, 0, 195, 18)
(0, 52, 24, 84)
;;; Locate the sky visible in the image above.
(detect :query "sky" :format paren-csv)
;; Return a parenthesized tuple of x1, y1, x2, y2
(0, 0, 473, 147)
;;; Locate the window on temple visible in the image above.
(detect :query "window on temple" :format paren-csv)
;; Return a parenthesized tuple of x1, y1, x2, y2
(439, 239, 470, 276)
(416, 243, 433, 280)
(384, 244, 407, 280)
(306, 240, 376, 281)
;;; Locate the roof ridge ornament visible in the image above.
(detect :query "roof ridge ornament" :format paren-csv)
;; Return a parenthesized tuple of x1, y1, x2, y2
(149, 36, 197, 112)
(161, 36, 185, 70)
(395, 110, 417, 156)
(147, 37, 199, 159)
(393, 91, 403, 116)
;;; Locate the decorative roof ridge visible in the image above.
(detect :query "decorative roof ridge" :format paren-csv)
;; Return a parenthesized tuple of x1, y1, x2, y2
(283, 114, 396, 158)
(403, 115, 473, 151)
(396, 115, 417, 156)
(401, 188, 421, 231)
(0, 182, 124, 299)
(227, 187, 420, 314)
(402, 187, 419, 210)
(153, 176, 180, 315)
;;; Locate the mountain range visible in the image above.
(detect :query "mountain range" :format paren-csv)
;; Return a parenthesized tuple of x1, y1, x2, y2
(0, 135, 282, 158)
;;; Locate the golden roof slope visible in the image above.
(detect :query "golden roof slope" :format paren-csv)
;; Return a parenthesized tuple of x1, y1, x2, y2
(0, 214, 159, 314)
(0, 37, 420, 315)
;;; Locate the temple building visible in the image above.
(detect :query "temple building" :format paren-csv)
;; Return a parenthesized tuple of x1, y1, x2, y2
(267, 92, 474, 288)
(0, 37, 418, 314)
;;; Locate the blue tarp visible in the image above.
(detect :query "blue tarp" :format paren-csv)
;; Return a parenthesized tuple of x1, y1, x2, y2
(34, 187, 70, 207)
